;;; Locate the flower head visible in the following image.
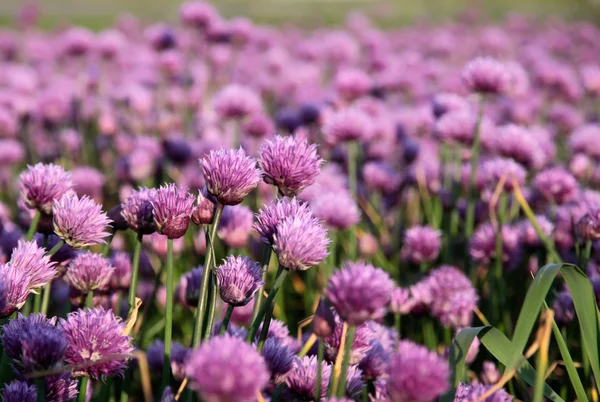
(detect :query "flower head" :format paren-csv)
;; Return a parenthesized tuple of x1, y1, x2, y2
(201, 148, 261, 206)
(255, 197, 314, 245)
(66, 252, 115, 293)
(387, 341, 450, 402)
(109, 251, 132, 290)
(389, 287, 414, 315)
(325, 315, 375, 364)
(59, 307, 134, 379)
(462, 57, 510, 95)
(191, 187, 217, 225)
(186, 335, 269, 402)
(310, 191, 360, 230)
(20, 163, 72, 214)
(426, 266, 478, 328)
(213, 84, 263, 120)
(326, 261, 394, 325)
(179, 265, 204, 307)
(470, 223, 521, 268)
(121, 188, 158, 235)
(2, 381, 35, 402)
(53, 194, 112, 250)
(358, 341, 390, 380)
(454, 382, 512, 402)
(146, 340, 191, 381)
(286, 356, 332, 400)
(0, 263, 31, 317)
(9, 240, 56, 289)
(216, 255, 264, 307)
(152, 184, 195, 239)
(323, 108, 373, 145)
(272, 214, 329, 271)
(533, 167, 579, 205)
(258, 135, 323, 197)
(434, 109, 478, 146)
(362, 162, 402, 195)
(261, 338, 296, 385)
(481, 157, 527, 192)
(217, 205, 254, 249)
(401, 226, 442, 264)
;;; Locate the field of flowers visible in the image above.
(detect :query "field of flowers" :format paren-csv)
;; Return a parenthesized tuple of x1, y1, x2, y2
(1, 2, 600, 402)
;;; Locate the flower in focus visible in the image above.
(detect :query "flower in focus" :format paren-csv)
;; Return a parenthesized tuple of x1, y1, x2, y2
(121, 188, 158, 235)
(20, 163, 72, 214)
(272, 213, 329, 271)
(258, 135, 323, 197)
(151, 184, 195, 239)
(462, 57, 509, 95)
(261, 338, 296, 386)
(191, 187, 217, 225)
(9, 240, 56, 289)
(217, 205, 254, 249)
(286, 356, 332, 401)
(201, 148, 261, 206)
(254, 197, 314, 245)
(66, 252, 115, 293)
(326, 261, 394, 325)
(59, 307, 134, 379)
(53, 194, 112, 249)
(0, 263, 31, 317)
(2, 381, 35, 402)
(186, 335, 269, 402)
(215, 255, 264, 307)
(401, 226, 442, 264)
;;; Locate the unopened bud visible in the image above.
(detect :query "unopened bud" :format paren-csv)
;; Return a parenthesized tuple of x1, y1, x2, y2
(312, 298, 336, 338)
(108, 204, 128, 231)
(192, 187, 216, 225)
(576, 210, 600, 242)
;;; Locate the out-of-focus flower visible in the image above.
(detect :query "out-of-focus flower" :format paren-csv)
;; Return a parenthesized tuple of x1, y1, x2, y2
(2, 381, 35, 402)
(66, 252, 115, 293)
(0, 139, 25, 167)
(261, 338, 296, 385)
(334, 68, 371, 101)
(20, 163, 72, 214)
(109, 251, 132, 290)
(520, 216, 554, 247)
(213, 84, 262, 120)
(286, 356, 332, 401)
(323, 108, 372, 145)
(569, 124, 600, 160)
(121, 188, 157, 235)
(470, 223, 521, 268)
(389, 287, 414, 315)
(217, 205, 254, 249)
(152, 184, 195, 239)
(426, 266, 478, 328)
(179, 265, 204, 307)
(179, 1, 218, 30)
(553, 289, 574, 325)
(454, 382, 512, 402)
(401, 226, 442, 264)
(362, 161, 402, 195)
(359, 341, 389, 380)
(9, 240, 56, 289)
(146, 340, 191, 382)
(215, 255, 264, 306)
(532, 167, 579, 205)
(462, 57, 509, 95)
(310, 191, 360, 230)
(53, 194, 112, 250)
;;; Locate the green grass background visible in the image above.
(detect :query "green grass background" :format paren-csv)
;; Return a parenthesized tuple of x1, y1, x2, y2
(0, 0, 599, 29)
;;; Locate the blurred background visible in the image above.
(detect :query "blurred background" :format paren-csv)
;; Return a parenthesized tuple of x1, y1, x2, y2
(0, 0, 599, 28)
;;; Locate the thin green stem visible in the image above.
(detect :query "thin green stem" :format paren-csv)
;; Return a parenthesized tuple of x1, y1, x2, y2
(257, 302, 275, 352)
(162, 238, 174, 389)
(78, 377, 89, 402)
(251, 246, 272, 323)
(395, 314, 401, 337)
(85, 291, 94, 308)
(102, 231, 116, 257)
(315, 340, 325, 402)
(26, 210, 40, 241)
(47, 240, 64, 257)
(336, 325, 356, 397)
(465, 96, 486, 238)
(203, 269, 218, 340)
(33, 292, 42, 314)
(220, 305, 234, 335)
(36, 378, 45, 402)
(246, 266, 288, 342)
(193, 204, 223, 347)
(128, 234, 143, 316)
(40, 282, 51, 315)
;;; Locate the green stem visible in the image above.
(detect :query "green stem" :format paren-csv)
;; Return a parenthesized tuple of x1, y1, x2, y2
(192, 204, 223, 347)
(26, 210, 40, 241)
(395, 314, 401, 337)
(36, 378, 45, 402)
(220, 305, 234, 335)
(246, 266, 288, 342)
(78, 377, 89, 402)
(251, 245, 272, 323)
(493, 193, 508, 326)
(46, 240, 64, 257)
(465, 96, 486, 238)
(315, 340, 325, 402)
(203, 269, 218, 340)
(85, 291, 94, 308)
(128, 234, 143, 316)
(162, 238, 174, 389)
(33, 292, 42, 314)
(40, 282, 51, 315)
(336, 324, 356, 397)
(102, 231, 116, 257)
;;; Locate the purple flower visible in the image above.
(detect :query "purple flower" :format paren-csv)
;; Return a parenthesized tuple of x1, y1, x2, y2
(66, 252, 115, 293)
(427, 266, 479, 328)
(71, 166, 105, 201)
(533, 167, 579, 205)
(121, 188, 157, 235)
(186, 335, 269, 402)
(2, 381, 35, 402)
(258, 135, 323, 197)
(389, 287, 414, 315)
(0, 139, 25, 167)
(9, 240, 56, 289)
(272, 214, 329, 271)
(213, 84, 263, 120)
(462, 57, 510, 95)
(179, 1, 218, 29)
(326, 261, 394, 325)
(44, 372, 79, 402)
(520, 216, 554, 247)
(59, 307, 134, 379)
(216, 255, 264, 306)
(334, 68, 371, 101)
(362, 162, 402, 195)
(359, 341, 390, 380)
(16, 323, 67, 374)
(217, 205, 254, 249)
(387, 341, 450, 402)
(577, 210, 600, 241)
(255, 197, 314, 245)
(109, 251, 132, 290)
(53, 194, 112, 250)
(481, 361, 501, 384)
(345, 365, 365, 398)
(492, 124, 539, 168)
(255, 320, 297, 352)
(19, 163, 72, 214)
(1, 313, 59, 369)
(323, 108, 373, 145)
(261, 338, 296, 385)
(161, 387, 176, 402)
(179, 265, 204, 307)
(146, 340, 191, 381)
(310, 191, 360, 230)
(0, 263, 31, 317)
(286, 356, 332, 400)
(553, 289, 574, 325)
(191, 187, 217, 226)
(470, 223, 521, 268)
(481, 158, 527, 192)
(401, 226, 442, 264)
(434, 109, 478, 146)
(201, 148, 261, 206)
(152, 184, 195, 239)
(454, 382, 512, 402)
(325, 315, 375, 364)
(242, 113, 275, 138)
(569, 124, 600, 160)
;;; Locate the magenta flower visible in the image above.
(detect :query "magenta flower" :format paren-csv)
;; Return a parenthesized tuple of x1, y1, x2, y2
(311, 191, 360, 230)
(481, 157, 526, 192)
(1, 313, 59, 370)
(427, 266, 479, 328)
(216, 255, 264, 307)
(59, 307, 134, 379)
(434, 109, 478, 146)
(470, 223, 521, 268)
(286, 356, 332, 401)
(454, 382, 512, 402)
(201, 148, 261, 206)
(179, 1, 218, 29)
(325, 315, 374, 364)
(152, 184, 195, 239)
(261, 338, 296, 386)
(462, 57, 510, 95)
(191, 187, 217, 226)
(121, 187, 158, 235)
(109, 251, 132, 290)
(9, 240, 56, 289)
(326, 261, 394, 325)
(323, 108, 372, 145)
(258, 135, 323, 197)
(217, 205, 254, 249)
(401, 226, 442, 264)
(272, 214, 329, 271)
(389, 287, 414, 315)
(362, 161, 402, 195)
(186, 335, 269, 402)
(533, 167, 579, 205)
(66, 252, 115, 293)
(53, 194, 112, 249)
(0, 263, 31, 317)
(255, 197, 315, 245)
(334, 68, 371, 101)
(213, 84, 263, 120)
(19, 163, 72, 214)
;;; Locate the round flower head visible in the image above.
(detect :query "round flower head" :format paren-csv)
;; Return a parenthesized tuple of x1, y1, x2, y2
(151, 184, 195, 239)
(255, 319, 298, 352)
(109, 251, 132, 290)
(323, 108, 373, 145)
(254, 197, 314, 245)
(481, 157, 526, 192)
(185, 335, 269, 402)
(520, 215, 554, 247)
(326, 261, 394, 325)
(286, 356, 332, 400)
(179, 1, 218, 29)
(179, 265, 204, 307)
(454, 382, 512, 402)
(59, 307, 134, 379)
(272, 214, 330, 271)
(20, 163, 72, 214)
(258, 135, 323, 197)
(362, 161, 402, 195)
(216, 255, 264, 306)
(2, 381, 35, 402)
(325, 315, 375, 364)
(1, 313, 59, 370)
(434, 109, 478, 146)
(461, 57, 509, 95)
(334, 68, 371, 101)
(53, 193, 112, 250)
(146, 340, 191, 381)
(261, 338, 296, 385)
(387, 341, 450, 402)
(0, 139, 25, 167)
(121, 188, 158, 234)
(470, 223, 521, 268)
(201, 148, 261, 206)
(401, 226, 442, 264)
(310, 190, 360, 231)
(217, 205, 254, 249)
(389, 287, 414, 315)
(213, 84, 263, 120)
(66, 252, 115, 293)
(13, 322, 66, 374)
(0, 263, 31, 317)
(9, 240, 56, 289)
(533, 167, 579, 205)
(492, 124, 539, 168)
(44, 372, 79, 402)
(426, 266, 479, 328)
(359, 341, 390, 380)
(569, 124, 600, 160)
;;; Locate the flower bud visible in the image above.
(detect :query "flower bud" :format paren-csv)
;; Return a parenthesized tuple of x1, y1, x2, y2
(312, 298, 335, 338)
(191, 187, 216, 225)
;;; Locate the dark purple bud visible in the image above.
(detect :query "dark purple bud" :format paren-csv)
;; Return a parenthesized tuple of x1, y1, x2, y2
(108, 204, 128, 231)
(191, 187, 216, 226)
(577, 210, 600, 242)
(299, 103, 320, 125)
(403, 138, 419, 164)
(275, 108, 301, 133)
(163, 138, 192, 165)
(312, 298, 336, 338)
(36, 212, 55, 235)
